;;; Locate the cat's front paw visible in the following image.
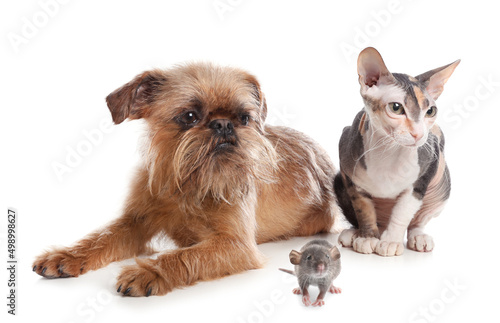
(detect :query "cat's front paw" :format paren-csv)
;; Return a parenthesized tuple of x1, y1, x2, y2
(339, 229, 357, 247)
(407, 233, 434, 252)
(375, 240, 404, 256)
(353, 237, 379, 254)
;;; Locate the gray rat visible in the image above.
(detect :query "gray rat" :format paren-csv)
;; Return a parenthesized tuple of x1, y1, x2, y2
(279, 239, 341, 307)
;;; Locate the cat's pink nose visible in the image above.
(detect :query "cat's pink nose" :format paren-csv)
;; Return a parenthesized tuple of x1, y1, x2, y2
(410, 131, 424, 142)
(411, 132, 424, 141)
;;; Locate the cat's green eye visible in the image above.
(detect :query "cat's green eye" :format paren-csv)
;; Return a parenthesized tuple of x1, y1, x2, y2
(388, 102, 405, 115)
(426, 106, 437, 118)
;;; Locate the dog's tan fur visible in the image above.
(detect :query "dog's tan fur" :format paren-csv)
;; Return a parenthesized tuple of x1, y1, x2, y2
(33, 63, 337, 296)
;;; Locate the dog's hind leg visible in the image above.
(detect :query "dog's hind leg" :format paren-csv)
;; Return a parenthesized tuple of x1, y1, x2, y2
(293, 202, 335, 237)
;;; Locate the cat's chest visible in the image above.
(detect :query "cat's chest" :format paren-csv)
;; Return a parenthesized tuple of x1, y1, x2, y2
(354, 144, 420, 199)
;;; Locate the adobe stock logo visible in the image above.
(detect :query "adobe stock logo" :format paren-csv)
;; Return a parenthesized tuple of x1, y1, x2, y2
(408, 277, 467, 323)
(51, 119, 114, 183)
(266, 104, 297, 127)
(339, 0, 406, 64)
(7, 0, 72, 53)
(236, 272, 294, 323)
(441, 74, 499, 130)
(212, 0, 245, 21)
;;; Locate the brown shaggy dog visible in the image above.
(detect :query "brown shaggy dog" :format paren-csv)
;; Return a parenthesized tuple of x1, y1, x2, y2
(33, 63, 338, 296)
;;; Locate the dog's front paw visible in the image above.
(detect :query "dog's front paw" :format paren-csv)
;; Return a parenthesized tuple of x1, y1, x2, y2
(352, 237, 379, 254)
(407, 233, 434, 252)
(33, 248, 87, 278)
(375, 240, 404, 256)
(116, 259, 170, 297)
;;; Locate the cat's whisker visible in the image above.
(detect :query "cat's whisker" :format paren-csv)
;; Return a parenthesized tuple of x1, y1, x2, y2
(353, 133, 390, 176)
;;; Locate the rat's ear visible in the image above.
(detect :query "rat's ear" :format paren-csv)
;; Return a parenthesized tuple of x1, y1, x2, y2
(106, 70, 166, 124)
(357, 47, 396, 93)
(330, 246, 341, 261)
(289, 250, 302, 265)
(416, 59, 460, 100)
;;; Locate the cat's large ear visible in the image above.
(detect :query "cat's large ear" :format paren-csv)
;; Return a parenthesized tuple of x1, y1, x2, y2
(106, 70, 166, 124)
(357, 47, 396, 92)
(416, 60, 460, 100)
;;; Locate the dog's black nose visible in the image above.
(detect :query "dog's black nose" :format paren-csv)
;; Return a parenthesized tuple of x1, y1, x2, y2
(209, 119, 234, 136)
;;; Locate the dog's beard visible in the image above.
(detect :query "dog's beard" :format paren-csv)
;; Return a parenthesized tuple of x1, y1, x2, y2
(144, 127, 278, 213)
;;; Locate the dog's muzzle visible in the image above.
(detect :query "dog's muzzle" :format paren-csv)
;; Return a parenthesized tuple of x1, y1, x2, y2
(209, 119, 237, 148)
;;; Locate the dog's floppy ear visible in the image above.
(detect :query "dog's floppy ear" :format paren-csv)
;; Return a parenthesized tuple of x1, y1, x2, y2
(244, 74, 267, 123)
(106, 70, 166, 124)
(289, 250, 302, 265)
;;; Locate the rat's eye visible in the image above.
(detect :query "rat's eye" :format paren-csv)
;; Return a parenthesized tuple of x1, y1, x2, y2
(179, 111, 199, 125)
(426, 106, 437, 118)
(306, 255, 312, 261)
(388, 102, 405, 115)
(325, 254, 330, 259)
(241, 114, 250, 126)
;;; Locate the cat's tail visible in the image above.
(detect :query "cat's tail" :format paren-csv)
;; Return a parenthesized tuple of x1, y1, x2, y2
(333, 172, 359, 228)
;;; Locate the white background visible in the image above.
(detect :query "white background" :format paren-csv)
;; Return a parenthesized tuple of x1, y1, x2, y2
(1, 0, 499, 322)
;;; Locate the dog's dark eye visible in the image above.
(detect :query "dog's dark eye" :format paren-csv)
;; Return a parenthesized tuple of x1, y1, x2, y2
(241, 114, 250, 126)
(180, 111, 199, 125)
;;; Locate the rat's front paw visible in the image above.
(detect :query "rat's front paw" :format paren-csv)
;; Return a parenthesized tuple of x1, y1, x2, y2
(116, 259, 170, 297)
(33, 248, 87, 278)
(302, 295, 311, 306)
(311, 299, 325, 307)
(375, 240, 404, 256)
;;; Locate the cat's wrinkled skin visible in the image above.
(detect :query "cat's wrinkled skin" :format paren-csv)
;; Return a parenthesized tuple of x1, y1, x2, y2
(335, 47, 459, 256)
